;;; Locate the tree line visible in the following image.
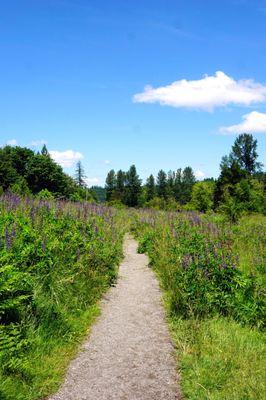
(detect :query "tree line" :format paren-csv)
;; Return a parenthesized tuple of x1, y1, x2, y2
(0, 134, 265, 219)
(105, 134, 265, 219)
(105, 165, 196, 207)
(0, 144, 95, 201)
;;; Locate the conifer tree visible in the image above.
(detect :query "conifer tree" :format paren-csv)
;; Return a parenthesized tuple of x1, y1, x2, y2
(146, 174, 156, 201)
(174, 168, 182, 202)
(105, 169, 116, 201)
(230, 133, 262, 174)
(156, 169, 167, 199)
(116, 169, 126, 200)
(75, 161, 87, 187)
(124, 165, 141, 207)
(41, 144, 49, 156)
(167, 170, 175, 197)
(180, 166, 195, 204)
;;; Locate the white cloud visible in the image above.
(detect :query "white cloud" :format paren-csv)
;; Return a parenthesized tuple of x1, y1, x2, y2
(85, 177, 100, 185)
(219, 111, 266, 134)
(49, 150, 84, 168)
(133, 71, 266, 111)
(104, 159, 110, 165)
(7, 139, 17, 146)
(29, 139, 47, 147)
(195, 169, 205, 180)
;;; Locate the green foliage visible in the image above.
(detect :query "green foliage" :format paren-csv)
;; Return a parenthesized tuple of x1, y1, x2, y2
(180, 166, 196, 204)
(105, 169, 116, 201)
(133, 209, 265, 399)
(146, 174, 156, 201)
(90, 186, 106, 202)
(215, 134, 265, 217)
(116, 169, 126, 201)
(191, 181, 215, 212)
(36, 189, 54, 200)
(171, 317, 265, 400)
(230, 133, 262, 174)
(124, 165, 142, 207)
(0, 194, 126, 399)
(145, 196, 181, 211)
(26, 153, 69, 196)
(105, 165, 142, 207)
(156, 169, 168, 199)
(133, 211, 265, 328)
(0, 145, 82, 200)
(233, 215, 266, 282)
(74, 161, 87, 188)
(10, 176, 30, 196)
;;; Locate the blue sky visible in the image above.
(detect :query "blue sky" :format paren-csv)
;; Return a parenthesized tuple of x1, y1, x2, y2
(1, 0, 266, 185)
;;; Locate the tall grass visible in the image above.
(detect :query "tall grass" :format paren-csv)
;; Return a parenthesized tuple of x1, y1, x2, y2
(133, 209, 266, 399)
(0, 194, 127, 400)
(232, 215, 266, 283)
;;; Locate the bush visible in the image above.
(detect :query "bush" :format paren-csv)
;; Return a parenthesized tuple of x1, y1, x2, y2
(36, 188, 54, 199)
(0, 195, 126, 399)
(133, 210, 265, 328)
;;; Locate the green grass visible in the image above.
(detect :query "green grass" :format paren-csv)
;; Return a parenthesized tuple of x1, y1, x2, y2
(233, 215, 266, 282)
(170, 316, 265, 400)
(0, 195, 127, 400)
(133, 209, 266, 399)
(0, 305, 100, 400)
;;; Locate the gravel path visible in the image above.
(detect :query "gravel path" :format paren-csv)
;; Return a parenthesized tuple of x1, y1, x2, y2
(50, 235, 180, 400)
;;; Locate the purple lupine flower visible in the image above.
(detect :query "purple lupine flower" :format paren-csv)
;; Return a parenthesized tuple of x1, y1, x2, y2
(204, 269, 209, 278)
(5, 228, 12, 250)
(182, 254, 192, 269)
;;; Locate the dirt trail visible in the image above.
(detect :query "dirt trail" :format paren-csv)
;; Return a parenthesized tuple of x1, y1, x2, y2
(50, 235, 180, 400)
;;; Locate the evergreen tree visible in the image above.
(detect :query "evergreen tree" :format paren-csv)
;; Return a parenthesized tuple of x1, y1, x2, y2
(156, 169, 167, 199)
(91, 186, 106, 202)
(213, 135, 260, 207)
(146, 174, 156, 201)
(173, 168, 182, 202)
(230, 133, 262, 174)
(41, 144, 49, 156)
(167, 170, 175, 197)
(180, 166, 195, 204)
(75, 161, 87, 187)
(105, 169, 116, 201)
(116, 169, 126, 200)
(124, 165, 141, 207)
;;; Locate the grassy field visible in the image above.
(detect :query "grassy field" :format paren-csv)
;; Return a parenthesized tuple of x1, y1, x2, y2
(0, 194, 127, 400)
(133, 210, 266, 400)
(1, 196, 265, 399)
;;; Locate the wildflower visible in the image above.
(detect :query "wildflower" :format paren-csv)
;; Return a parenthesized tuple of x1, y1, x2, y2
(5, 228, 12, 250)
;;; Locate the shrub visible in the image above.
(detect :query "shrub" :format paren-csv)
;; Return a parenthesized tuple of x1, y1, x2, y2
(133, 210, 265, 328)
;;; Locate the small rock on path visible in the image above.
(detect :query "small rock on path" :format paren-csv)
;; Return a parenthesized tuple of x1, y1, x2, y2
(50, 235, 180, 400)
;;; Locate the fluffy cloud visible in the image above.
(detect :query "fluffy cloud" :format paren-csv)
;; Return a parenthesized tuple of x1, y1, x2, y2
(133, 71, 266, 111)
(195, 169, 205, 180)
(49, 150, 83, 168)
(220, 111, 266, 134)
(7, 139, 17, 146)
(104, 159, 110, 165)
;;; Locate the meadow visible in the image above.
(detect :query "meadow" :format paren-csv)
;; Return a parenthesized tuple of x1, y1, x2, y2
(0, 195, 265, 400)
(0, 194, 127, 400)
(132, 210, 265, 399)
